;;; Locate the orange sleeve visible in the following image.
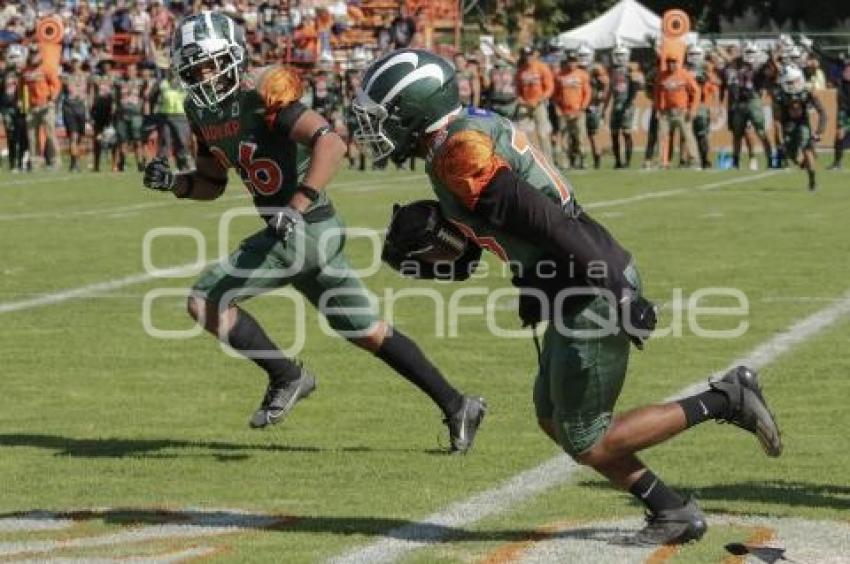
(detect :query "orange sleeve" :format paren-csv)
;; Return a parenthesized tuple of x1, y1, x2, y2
(688, 74, 700, 113)
(47, 69, 61, 100)
(540, 62, 555, 99)
(258, 65, 305, 126)
(433, 129, 510, 210)
(581, 72, 591, 110)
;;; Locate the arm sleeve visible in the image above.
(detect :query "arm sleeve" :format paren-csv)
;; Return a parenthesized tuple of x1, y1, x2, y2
(541, 64, 555, 99)
(188, 118, 213, 158)
(475, 167, 633, 298)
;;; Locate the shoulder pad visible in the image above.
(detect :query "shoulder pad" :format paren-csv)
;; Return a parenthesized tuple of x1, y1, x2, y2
(433, 128, 509, 209)
(257, 65, 304, 114)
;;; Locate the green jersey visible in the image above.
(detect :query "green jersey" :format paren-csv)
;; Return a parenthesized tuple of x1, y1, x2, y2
(114, 77, 145, 114)
(426, 112, 574, 272)
(185, 65, 325, 215)
(609, 66, 640, 110)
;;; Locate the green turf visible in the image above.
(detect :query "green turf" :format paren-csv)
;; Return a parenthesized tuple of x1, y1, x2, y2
(0, 163, 848, 562)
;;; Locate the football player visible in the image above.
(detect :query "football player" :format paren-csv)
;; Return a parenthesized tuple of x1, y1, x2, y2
(727, 43, 773, 170)
(342, 53, 367, 171)
(1, 45, 28, 173)
(584, 56, 609, 170)
(142, 12, 485, 453)
(114, 62, 147, 172)
(89, 59, 117, 172)
(606, 44, 642, 169)
(685, 44, 719, 169)
(773, 65, 826, 191)
(827, 56, 850, 170)
(354, 48, 783, 545)
(61, 54, 89, 172)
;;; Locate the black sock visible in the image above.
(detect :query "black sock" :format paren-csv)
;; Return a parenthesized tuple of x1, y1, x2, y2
(677, 389, 730, 427)
(376, 329, 464, 417)
(629, 469, 685, 513)
(625, 136, 633, 166)
(228, 309, 301, 383)
(612, 135, 621, 166)
(834, 141, 844, 165)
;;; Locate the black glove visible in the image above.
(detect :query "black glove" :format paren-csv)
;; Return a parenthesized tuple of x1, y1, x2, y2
(619, 289, 658, 350)
(143, 157, 175, 192)
(267, 207, 303, 245)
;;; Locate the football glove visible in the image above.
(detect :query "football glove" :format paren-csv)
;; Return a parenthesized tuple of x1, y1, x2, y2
(143, 157, 176, 192)
(619, 288, 658, 350)
(267, 207, 303, 245)
(383, 200, 481, 281)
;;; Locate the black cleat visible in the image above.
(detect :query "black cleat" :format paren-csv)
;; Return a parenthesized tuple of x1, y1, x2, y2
(444, 395, 486, 454)
(633, 498, 707, 546)
(710, 366, 783, 457)
(249, 367, 316, 429)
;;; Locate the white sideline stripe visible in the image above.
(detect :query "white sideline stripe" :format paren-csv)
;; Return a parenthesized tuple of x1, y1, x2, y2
(0, 265, 203, 315)
(0, 171, 780, 315)
(14, 546, 219, 563)
(330, 288, 850, 564)
(584, 170, 779, 210)
(0, 175, 426, 222)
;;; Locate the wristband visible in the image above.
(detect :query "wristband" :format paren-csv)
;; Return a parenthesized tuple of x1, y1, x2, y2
(297, 182, 321, 202)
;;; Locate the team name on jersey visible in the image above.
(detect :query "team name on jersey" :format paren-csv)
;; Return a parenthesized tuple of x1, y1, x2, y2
(199, 119, 241, 143)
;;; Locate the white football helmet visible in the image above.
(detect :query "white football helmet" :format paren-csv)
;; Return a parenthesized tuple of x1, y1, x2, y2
(171, 11, 246, 108)
(780, 65, 805, 94)
(686, 44, 705, 67)
(6, 44, 27, 68)
(612, 44, 630, 67)
(742, 42, 760, 65)
(576, 44, 594, 68)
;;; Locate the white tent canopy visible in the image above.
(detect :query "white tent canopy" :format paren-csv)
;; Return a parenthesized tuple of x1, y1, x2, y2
(554, 0, 661, 50)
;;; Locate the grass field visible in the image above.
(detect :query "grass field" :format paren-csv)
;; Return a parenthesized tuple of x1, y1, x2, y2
(1, 162, 849, 563)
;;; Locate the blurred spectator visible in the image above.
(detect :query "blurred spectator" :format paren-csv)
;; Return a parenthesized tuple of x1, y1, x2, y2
(129, 1, 151, 55)
(390, 4, 416, 49)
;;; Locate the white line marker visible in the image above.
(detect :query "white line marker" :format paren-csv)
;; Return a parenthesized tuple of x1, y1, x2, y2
(0, 176, 426, 222)
(0, 172, 774, 315)
(0, 509, 281, 558)
(330, 288, 850, 563)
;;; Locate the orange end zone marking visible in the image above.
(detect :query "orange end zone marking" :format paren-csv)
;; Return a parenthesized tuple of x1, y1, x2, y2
(721, 525, 776, 564)
(644, 544, 680, 563)
(478, 520, 579, 564)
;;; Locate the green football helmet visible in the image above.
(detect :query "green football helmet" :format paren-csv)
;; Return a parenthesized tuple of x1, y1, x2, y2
(172, 11, 246, 108)
(353, 49, 461, 163)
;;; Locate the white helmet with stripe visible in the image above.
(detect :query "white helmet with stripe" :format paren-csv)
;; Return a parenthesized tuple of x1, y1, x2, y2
(172, 11, 246, 108)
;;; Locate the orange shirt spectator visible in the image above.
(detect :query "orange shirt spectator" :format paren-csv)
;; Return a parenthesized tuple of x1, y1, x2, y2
(553, 65, 590, 115)
(516, 57, 554, 107)
(655, 65, 699, 114)
(22, 62, 60, 108)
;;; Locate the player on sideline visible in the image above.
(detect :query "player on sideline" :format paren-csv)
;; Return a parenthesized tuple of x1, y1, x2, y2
(773, 65, 826, 191)
(353, 48, 783, 545)
(142, 13, 485, 453)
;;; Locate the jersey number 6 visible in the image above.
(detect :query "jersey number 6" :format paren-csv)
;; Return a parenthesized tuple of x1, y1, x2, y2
(238, 142, 284, 196)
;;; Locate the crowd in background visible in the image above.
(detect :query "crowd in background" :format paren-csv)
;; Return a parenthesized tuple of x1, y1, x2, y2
(1, 0, 849, 185)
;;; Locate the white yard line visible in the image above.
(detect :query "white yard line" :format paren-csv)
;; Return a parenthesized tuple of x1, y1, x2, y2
(584, 170, 779, 210)
(0, 171, 778, 316)
(0, 176, 425, 222)
(330, 288, 850, 564)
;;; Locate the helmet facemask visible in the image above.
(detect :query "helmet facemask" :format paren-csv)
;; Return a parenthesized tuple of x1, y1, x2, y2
(352, 89, 399, 163)
(175, 38, 244, 109)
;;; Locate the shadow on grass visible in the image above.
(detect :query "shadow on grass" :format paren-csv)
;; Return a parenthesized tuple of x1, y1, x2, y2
(0, 433, 447, 459)
(578, 479, 850, 512)
(0, 507, 635, 545)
